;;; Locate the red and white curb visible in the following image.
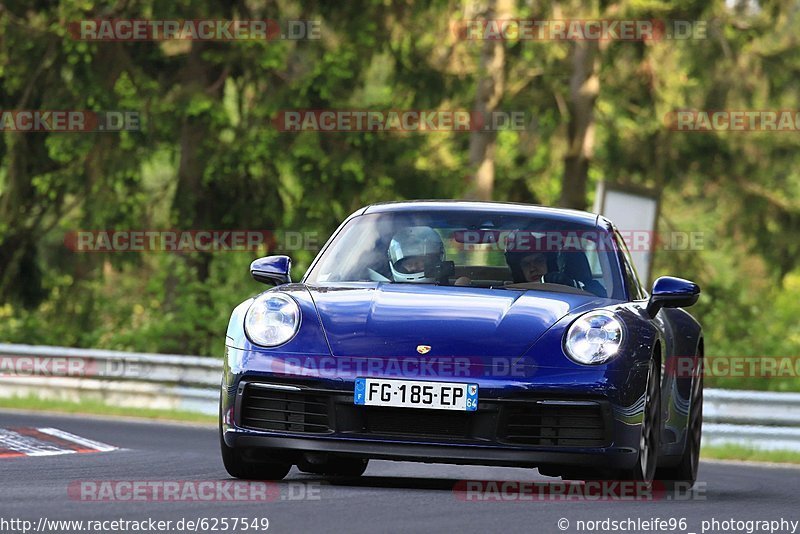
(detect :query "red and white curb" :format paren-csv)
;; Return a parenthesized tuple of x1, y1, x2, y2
(0, 427, 117, 457)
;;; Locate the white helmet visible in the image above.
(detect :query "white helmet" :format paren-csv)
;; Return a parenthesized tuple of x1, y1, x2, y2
(388, 226, 445, 283)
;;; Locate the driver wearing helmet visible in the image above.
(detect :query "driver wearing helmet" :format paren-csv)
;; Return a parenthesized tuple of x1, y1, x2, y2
(388, 226, 447, 283)
(504, 230, 554, 284)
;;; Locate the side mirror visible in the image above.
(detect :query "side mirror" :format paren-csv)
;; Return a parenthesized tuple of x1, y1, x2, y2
(250, 255, 292, 286)
(646, 276, 700, 318)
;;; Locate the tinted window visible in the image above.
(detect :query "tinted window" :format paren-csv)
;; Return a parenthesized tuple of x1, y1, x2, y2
(614, 229, 647, 300)
(305, 211, 626, 299)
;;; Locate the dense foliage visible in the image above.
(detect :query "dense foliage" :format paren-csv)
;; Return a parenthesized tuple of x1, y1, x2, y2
(2, 0, 799, 390)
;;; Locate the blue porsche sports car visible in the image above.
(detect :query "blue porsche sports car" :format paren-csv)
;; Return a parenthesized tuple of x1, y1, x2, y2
(220, 201, 703, 486)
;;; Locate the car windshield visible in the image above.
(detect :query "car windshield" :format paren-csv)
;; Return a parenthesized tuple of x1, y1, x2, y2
(305, 210, 625, 299)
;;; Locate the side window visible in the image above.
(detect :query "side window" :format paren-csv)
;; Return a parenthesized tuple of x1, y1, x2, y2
(614, 230, 646, 300)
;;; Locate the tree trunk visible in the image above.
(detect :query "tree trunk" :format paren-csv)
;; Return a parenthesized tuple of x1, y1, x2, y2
(170, 41, 227, 286)
(465, 0, 512, 201)
(559, 40, 599, 210)
(0, 134, 34, 303)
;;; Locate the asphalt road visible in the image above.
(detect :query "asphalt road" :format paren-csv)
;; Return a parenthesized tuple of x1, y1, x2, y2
(1, 410, 799, 534)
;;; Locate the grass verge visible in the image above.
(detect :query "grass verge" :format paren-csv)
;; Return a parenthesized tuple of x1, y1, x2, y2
(0, 395, 216, 424)
(701, 444, 800, 464)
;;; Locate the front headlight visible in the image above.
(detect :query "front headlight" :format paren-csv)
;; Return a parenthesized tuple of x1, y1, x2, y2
(244, 293, 301, 347)
(564, 310, 624, 365)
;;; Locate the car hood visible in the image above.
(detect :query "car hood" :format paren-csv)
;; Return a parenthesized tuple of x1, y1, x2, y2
(305, 283, 606, 361)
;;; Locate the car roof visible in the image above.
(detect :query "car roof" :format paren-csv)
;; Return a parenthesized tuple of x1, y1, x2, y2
(361, 200, 605, 227)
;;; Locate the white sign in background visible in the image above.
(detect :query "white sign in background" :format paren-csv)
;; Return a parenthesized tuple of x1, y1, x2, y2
(593, 182, 659, 284)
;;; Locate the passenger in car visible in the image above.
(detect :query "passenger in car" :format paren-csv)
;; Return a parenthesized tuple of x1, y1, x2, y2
(519, 252, 549, 283)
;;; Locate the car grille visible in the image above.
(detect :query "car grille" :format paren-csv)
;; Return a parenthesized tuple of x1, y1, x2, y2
(362, 407, 471, 439)
(499, 401, 608, 447)
(239, 385, 332, 434)
(238, 382, 610, 448)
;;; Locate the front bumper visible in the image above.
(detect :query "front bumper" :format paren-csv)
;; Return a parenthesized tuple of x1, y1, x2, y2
(224, 432, 637, 469)
(221, 371, 647, 471)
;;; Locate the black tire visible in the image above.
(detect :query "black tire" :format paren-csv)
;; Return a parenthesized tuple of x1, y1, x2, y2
(297, 455, 369, 477)
(219, 426, 292, 480)
(612, 359, 661, 482)
(656, 354, 703, 489)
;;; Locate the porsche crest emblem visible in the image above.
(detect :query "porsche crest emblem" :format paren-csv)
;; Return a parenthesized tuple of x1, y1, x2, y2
(416, 345, 432, 355)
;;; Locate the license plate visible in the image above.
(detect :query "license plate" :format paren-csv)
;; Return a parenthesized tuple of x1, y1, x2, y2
(354, 378, 478, 411)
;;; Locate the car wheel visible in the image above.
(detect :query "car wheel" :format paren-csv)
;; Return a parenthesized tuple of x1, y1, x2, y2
(656, 354, 703, 488)
(297, 455, 369, 477)
(219, 424, 292, 481)
(614, 359, 661, 483)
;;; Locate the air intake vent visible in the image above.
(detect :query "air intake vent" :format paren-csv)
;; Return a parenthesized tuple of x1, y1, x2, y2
(240, 385, 332, 434)
(499, 402, 608, 447)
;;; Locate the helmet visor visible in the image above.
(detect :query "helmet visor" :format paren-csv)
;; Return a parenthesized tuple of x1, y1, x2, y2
(393, 254, 440, 275)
